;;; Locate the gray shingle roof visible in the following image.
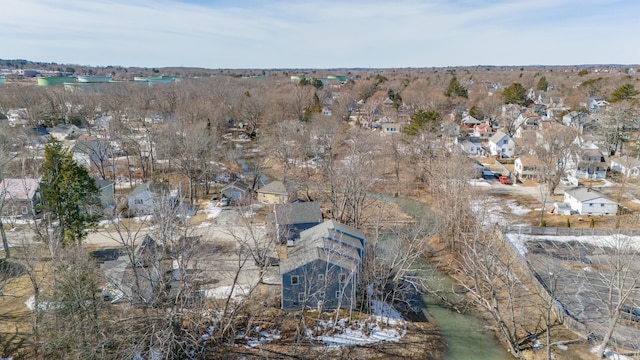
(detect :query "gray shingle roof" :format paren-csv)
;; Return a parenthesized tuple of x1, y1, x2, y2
(565, 187, 614, 203)
(489, 130, 509, 144)
(274, 202, 322, 225)
(280, 247, 359, 274)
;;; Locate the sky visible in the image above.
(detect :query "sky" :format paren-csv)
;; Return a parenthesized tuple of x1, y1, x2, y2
(1, 0, 639, 69)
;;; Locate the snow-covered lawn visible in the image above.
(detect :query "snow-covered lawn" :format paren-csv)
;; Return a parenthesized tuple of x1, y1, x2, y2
(200, 284, 251, 300)
(307, 301, 406, 346)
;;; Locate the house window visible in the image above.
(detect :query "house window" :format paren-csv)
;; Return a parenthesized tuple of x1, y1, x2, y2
(601, 204, 604, 207)
(134, 199, 143, 205)
(339, 273, 346, 283)
(335, 291, 341, 299)
(318, 291, 325, 299)
(589, 203, 593, 207)
(291, 275, 299, 285)
(21, 206, 28, 215)
(318, 274, 324, 282)
(298, 293, 305, 302)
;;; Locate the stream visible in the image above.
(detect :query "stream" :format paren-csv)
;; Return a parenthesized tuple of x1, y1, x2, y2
(417, 263, 509, 360)
(391, 197, 509, 360)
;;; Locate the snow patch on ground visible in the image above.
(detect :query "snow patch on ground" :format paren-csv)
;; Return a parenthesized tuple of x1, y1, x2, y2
(244, 327, 282, 348)
(506, 201, 530, 215)
(202, 201, 223, 219)
(25, 296, 65, 311)
(306, 301, 406, 346)
(472, 197, 531, 227)
(200, 284, 251, 299)
(468, 179, 491, 187)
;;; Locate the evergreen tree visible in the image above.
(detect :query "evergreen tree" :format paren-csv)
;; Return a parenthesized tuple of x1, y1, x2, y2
(502, 82, 527, 105)
(608, 83, 640, 103)
(445, 76, 468, 98)
(536, 76, 549, 91)
(405, 110, 440, 135)
(39, 138, 101, 245)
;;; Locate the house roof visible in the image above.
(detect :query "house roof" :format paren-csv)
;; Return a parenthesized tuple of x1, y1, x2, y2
(516, 157, 543, 167)
(280, 246, 359, 275)
(129, 181, 167, 198)
(461, 115, 481, 125)
(71, 139, 105, 154)
(474, 123, 493, 133)
(49, 124, 78, 134)
(297, 226, 364, 254)
(299, 220, 365, 245)
(489, 131, 509, 144)
(257, 180, 288, 196)
(221, 180, 251, 193)
(0, 178, 40, 201)
(281, 220, 366, 274)
(274, 201, 322, 226)
(564, 187, 614, 203)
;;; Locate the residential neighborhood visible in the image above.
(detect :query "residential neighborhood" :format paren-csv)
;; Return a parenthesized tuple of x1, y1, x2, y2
(2, 62, 640, 360)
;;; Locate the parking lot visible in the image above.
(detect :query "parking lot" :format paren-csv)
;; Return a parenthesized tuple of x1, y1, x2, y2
(516, 235, 640, 350)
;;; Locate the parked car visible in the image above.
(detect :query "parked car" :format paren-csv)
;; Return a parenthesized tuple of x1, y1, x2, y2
(498, 176, 511, 185)
(218, 197, 230, 207)
(254, 255, 280, 267)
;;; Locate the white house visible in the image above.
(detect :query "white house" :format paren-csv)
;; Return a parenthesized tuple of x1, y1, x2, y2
(49, 124, 80, 141)
(381, 123, 402, 135)
(488, 131, 515, 158)
(563, 187, 617, 216)
(610, 156, 640, 177)
(455, 137, 484, 157)
(472, 123, 494, 139)
(573, 149, 607, 180)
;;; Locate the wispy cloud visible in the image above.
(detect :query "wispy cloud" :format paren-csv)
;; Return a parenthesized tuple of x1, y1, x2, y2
(1, 0, 638, 68)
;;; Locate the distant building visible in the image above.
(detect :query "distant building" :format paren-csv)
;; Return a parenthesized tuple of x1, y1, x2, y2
(0, 178, 40, 217)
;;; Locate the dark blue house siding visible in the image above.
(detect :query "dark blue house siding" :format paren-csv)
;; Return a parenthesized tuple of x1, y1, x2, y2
(281, 259, 356, 311)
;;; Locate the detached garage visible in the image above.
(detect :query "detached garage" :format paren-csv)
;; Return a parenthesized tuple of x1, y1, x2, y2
(563, 187, 617, 216)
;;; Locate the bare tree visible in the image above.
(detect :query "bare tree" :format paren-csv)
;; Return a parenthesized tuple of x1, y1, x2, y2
(587, 233, 640, 358)
(458, 226, 525, 358)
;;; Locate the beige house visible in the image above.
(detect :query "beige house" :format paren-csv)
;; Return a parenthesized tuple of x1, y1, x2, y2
(514, 157, 544, 180)
(257, 180, 290, 204)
